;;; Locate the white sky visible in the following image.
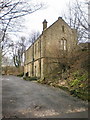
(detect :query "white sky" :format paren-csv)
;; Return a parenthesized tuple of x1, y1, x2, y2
(11, 0, 86, 40)
(24, 0, 71, 33)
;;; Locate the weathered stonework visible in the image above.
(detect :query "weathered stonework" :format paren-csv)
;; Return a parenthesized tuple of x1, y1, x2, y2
(24, 17, 77, 78)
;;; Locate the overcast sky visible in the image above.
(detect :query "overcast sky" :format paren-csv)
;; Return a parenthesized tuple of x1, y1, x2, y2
(24, 0, 71, 32)
(11, 0, 86, 40)
(23, 0, 72, 34)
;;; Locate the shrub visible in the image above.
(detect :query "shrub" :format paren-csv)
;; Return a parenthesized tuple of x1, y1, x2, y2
(23, 76, 38, 81)
(69, 71, 88, 101)
(17, 72, 24, 77)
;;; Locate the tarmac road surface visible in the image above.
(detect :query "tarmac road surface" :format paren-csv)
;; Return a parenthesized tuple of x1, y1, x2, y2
(2, 75, 88, 118)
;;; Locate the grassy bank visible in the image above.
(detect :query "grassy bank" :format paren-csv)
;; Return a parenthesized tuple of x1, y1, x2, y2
(37, 69, 89, 101)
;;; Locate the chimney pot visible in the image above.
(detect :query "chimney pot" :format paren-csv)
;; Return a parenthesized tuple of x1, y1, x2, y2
(42, 19, 47, 31)
(58, 17, 62, 20)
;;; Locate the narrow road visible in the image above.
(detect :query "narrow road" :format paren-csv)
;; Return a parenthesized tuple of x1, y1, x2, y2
(2, 75, 88, 118)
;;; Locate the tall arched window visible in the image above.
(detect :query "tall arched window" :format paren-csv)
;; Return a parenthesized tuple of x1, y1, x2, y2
(64, 39, 67, 50)
(60, 38, 67, 50)
(61, 39, 63, 50)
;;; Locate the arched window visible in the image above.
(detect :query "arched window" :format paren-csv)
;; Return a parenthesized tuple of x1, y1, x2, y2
(64, 39, 67, 50)
(60, 38, 67, 50)
(61, 39, 63, 50)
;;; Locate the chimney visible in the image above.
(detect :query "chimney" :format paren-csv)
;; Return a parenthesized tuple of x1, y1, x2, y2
(58, 17, 62, 20)
(42, 19, 47, 31)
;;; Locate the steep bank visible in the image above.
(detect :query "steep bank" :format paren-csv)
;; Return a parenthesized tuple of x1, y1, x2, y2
(37, 49, 89, 101)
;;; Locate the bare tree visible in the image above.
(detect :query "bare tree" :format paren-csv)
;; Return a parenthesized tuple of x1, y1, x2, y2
(12, 37, 26, 68)
(12, 31, 40, 68)
(44, 42, 68, 76)
(0, 0, 43, 73)
(0, 0, 43, 58)
(63, 0, 88, 43)
(0, 0, 43, 41)
(1, 34, 13, 57)
(2, 56, 13, 66)
(28, 30, 40, 44)
(45, 40, 80, 80)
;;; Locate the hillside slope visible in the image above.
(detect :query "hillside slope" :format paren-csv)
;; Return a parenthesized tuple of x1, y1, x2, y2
(38, 49, 89, 101)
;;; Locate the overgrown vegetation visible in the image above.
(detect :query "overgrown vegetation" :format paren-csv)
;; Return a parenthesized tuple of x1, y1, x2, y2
(23, 76, 38, 81)
(37, 49, 89, 101)
(37, 70, 88, 101)
(2, 66, 24, 75)
(68, 71, 88, 100)
(17, 72, 24, 77)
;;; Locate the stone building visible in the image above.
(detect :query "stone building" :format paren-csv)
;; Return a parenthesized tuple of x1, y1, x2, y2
(24, 17, 77, 78)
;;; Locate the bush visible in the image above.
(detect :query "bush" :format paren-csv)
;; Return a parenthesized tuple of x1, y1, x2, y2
(69, 71, 88, 101)
(17, 72, 24, 77)
(23, 76, 38, 81)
